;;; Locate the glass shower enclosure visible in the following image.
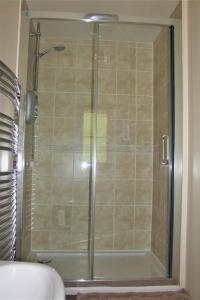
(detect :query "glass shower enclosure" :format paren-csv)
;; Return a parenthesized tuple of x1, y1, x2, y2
(22, 18, 174, 282)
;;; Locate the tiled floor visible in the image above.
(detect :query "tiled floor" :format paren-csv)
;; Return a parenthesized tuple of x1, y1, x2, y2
(36, 251, 166, 281)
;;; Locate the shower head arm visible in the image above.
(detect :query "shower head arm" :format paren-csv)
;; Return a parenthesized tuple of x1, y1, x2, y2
(38, 48, 52, 58)
(38, 45, 66, 58)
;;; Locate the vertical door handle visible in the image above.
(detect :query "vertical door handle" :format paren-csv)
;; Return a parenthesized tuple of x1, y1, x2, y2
(161, 134, 169, 165)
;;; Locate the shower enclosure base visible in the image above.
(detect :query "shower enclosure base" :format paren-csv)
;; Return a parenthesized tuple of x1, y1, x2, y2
(33, 251, 166, 281)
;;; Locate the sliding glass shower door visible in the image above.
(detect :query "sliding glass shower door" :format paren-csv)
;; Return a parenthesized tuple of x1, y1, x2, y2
(92, 23, 173, 280)
(29, 18, 174, 281)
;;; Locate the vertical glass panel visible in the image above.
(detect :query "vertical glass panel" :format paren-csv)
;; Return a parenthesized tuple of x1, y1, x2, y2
(93, 23, 171, 280)
(30, 19, 94, 280)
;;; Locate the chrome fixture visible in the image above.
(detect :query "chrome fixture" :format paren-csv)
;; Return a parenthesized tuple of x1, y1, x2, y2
(38, 45, 65, 58)
(0, 60, 20, 260)
(83, 13, 119, 22)
(25, 90, 38, 124)
(161, 134, 169, 165)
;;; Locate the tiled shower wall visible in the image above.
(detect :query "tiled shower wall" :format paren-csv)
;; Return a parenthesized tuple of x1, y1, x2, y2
(151, 28, 170, 268)
(31, 34, 153, 251)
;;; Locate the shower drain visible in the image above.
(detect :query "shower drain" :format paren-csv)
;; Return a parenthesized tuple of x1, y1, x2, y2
(37, 258, 52, 264)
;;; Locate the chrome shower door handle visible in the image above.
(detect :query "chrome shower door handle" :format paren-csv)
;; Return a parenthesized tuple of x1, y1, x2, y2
(161, 134, 169, 165)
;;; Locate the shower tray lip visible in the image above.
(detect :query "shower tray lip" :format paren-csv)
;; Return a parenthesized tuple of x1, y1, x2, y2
(64, 284, 182, 295)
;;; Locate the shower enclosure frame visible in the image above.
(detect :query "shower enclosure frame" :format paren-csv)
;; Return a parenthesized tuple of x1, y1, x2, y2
(16, 13, 182, 284)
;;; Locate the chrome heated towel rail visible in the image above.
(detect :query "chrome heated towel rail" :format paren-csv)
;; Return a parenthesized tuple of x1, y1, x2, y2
(0, 61, 20, 260)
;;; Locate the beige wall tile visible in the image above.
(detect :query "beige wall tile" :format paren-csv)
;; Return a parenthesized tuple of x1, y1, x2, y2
(115, 100, 129, 120)
(70, 232, 88, 250)
(137, 47, 153, 71)
(32, 230, 50, 250)
(134, 230, 151, 249)
(95, 206, 113, 233)
(55, 93, 75, 117)
(98, 94, 116, 120)
(114, 231, 133, 250)
(36, 117, 53, 145)
(115, 152, 135, 178)
(137, 42, 152, 49)
(137, 96, 153, 121)
(115, 95, 136, 120)
(75, 93, 92, 118)
(96, 179, 115, 205)
(115, 180, 135, 204)
(76, 69, 92, 92)
(72, 179, 89, 204)
(51, 178, 73, 204)
(99, 69, 116, 93)
(117, 71, 136, 94)
(52, 205, 72, 229)
(56, 69, 75, 92)
(136, 180, 153, 204)
(71, 206, 88, 233)
(35, 176, 52, 204)
(114, 206, 134, 232)
(96, 152, 115, 178)
(49, 231, 71, 250)
(77, 44, 92, 68)
(38, 67, 56, 91)
(38, 92, 54, 116)
(52, 151, 73, 177)
(114, 120, 136, 145)
(137, 71, 153, 96)
(99, 45, 116, 69)
(53, 118, 74, 144)
(135, 205, 152, 230)
(136, 153, 153, 179)
(35, 150, 52, 176)
(136, 121, 153, 145)
(117, 46, 134, 70)
(95, 234, 113, 250)
(32, 204, 51, 230)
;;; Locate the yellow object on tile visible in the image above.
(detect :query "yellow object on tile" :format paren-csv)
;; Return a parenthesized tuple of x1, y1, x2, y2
(83, 112, 107, 162)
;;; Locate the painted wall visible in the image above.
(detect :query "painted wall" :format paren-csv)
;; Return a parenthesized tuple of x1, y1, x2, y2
(0, 0, 21, 74)
(184, 1, 200, 299)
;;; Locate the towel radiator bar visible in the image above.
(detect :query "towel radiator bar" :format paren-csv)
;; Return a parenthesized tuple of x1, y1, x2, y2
(0, 61, 20, 260)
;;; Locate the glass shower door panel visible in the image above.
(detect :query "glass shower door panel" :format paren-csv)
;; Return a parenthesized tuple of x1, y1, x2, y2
(32, 19, 94, 280)
(93, 23, 171, 280)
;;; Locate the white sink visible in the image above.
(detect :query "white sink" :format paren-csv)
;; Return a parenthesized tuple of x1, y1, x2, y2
(0, 261, 65, 300)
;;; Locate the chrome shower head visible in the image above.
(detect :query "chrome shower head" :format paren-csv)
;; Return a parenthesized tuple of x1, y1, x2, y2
(38, 45, 65, 58)
(53, 45, 65, 51)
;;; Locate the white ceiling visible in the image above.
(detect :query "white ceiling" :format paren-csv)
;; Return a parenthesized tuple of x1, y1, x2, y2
(27, 0, 180, 19)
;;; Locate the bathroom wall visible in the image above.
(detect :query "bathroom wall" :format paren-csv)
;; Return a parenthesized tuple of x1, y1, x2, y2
(151, 27, 170, 268)
(31, 22, 154, 252)
(0, 0, 21, 74)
